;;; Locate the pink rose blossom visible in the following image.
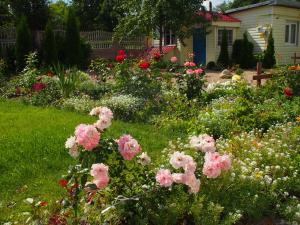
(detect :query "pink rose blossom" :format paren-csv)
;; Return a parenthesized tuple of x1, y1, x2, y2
(189, 134, 216, 153)
(172, 173, 185, 184)
(117, 135, 141, 160)
(220, 155, 231, 171)
(186, 69, 194, 75)
(156, 169, 173, 187)
(68, 146, 79, 158)
(184, 61, 190, 67)
(91, 163, 109, 178)
(194, 68, 203, 75)
(169, 151, 193, 169)
(94, 116, 112, 131)
(170, 56, 178, 63)
(93, 176, 109, 189)
(75, 124, 100, 151)
(202, 161, 222, 179)
(90, 106, 113, 120)
(184, 160, 197, 173)
(189, 62, 196, 67)
(90, 163, 109, 189)
(182, 173, 200, 194)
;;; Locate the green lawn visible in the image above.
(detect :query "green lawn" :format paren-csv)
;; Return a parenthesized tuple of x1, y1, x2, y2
(0, 100, 182, 221)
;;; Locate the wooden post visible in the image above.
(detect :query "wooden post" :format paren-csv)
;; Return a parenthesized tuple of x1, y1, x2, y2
(256, 61, 262, 87)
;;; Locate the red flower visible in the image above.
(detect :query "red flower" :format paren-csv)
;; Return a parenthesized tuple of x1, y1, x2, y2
(139, 61, 150, 70)
(284, 87, 293, 97)
(116, 54, 125, 63)
(118, 50, 126, 56)
(58, 179, 68, 188)
(32, 83, 46, 92)
(48, 214, 67, 225)
(153, 53, 161, 61)
(39, 201, 48, 207)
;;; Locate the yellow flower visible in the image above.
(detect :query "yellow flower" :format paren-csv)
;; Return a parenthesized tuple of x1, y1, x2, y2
(232, 75, 241, 81)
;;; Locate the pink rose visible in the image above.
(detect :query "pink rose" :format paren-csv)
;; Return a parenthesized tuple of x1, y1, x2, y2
(189, 62, 196, 67)
(117, 135, 141, 160)
(182, 173, 200, 194)
(90, 163, 109, 178)
(93, 176, 109, 189)
(220, 155, 231, 171)
(170, 56, 178, 63)
(202, 161, 222, 179)
(94, 116, 112, 131)
(169, 151, 193, 169)
(156, 169, 173, 187)
(90, 107, 113, 120)
(184, 61, 190, 67)
(186, 69, 194, 75)
(194, 68, 203, 75)
(172, 173, 185, 184)
(75, 124, 100, 151)
(190, 134, 216, 153)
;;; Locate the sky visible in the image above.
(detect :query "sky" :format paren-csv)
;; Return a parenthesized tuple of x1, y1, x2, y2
(204, 0, 229, 7)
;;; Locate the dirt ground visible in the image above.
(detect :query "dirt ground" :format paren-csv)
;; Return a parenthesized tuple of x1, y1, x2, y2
(204, 70, 261, 86)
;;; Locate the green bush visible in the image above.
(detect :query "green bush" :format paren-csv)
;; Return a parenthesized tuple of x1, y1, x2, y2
(79, 38, 91, 69)
(231, 39, 243, 65)
(65, 8, 81, 67)
(0, 58, 7, 80)
(42, 21, 58, 66)
(263, 30, 276, 69)
(78, 80, 112, 99)
(15, 16, 32, 71)
(232, 33, 254, 69)
(217, 29, 229, 69)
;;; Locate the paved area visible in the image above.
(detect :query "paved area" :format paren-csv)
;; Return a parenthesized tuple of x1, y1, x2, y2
(204, 70, 261, 86)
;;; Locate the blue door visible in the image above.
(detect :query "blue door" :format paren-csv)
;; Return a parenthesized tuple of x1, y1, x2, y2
(193, 28, 206, 65)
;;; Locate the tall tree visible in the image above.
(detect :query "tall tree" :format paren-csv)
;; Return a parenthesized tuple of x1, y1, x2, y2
(9, 0, 49, 30)
(217, 29, 229, 68)
(263, 30, 276, 68)
(114, 0, 208, 53)
(15, 16, 32, 70)
(49, 0, 68, 27)
(72, 0, 120, 31)
(0, 0, 12, 26)
(43, 21, 58, 65)
(65, 8, 80, 66)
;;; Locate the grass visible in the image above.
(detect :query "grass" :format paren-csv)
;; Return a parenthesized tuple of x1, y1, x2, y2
(0, 99, 182, 221)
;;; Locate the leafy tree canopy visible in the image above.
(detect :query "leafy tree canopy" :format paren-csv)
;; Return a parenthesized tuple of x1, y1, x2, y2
(114, 0, 208, 50)
(49, 0, 69, 26)
(72, 0, 121, 31)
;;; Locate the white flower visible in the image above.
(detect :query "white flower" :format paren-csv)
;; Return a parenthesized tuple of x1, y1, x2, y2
(69, 146, 79, 158)
(65, 136, 76, 149)
(25, 198, 34, 204)
(138, 152, 151, 166)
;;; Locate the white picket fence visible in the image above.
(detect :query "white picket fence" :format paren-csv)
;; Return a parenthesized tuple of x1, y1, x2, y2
(0, 28, 146, 50)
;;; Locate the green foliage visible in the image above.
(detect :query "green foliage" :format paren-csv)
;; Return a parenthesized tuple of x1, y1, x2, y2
(114, 0, 208, 51)
(232, 33, 254, 69)
(18, 52, 40, 89)
(72, 0, 120, 31)
(78, 80, 111, 99)
(9, 0, 49, 30)
(42, 21, 58, 66)
(65, 8, 81, 66)
(49, 0, 68, 25)
(15, 16, 32, 71)
(53, 64, 79, 98)
(0, 58, 7, 80)
(263, 30, 276, 69)
(79, 38, 91, 69)
(89, 58, 114, 82)
(217, 29, 230, 68)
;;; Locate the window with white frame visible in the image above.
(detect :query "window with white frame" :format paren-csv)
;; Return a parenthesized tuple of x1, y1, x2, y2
(285, 21, 298, 45)
(217, 29, 233, 46)
(164, 30, 176, 45)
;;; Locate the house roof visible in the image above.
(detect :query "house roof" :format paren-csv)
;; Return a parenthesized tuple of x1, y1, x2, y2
(197, 11, 240, 23)
(226, 0, 300, 14)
